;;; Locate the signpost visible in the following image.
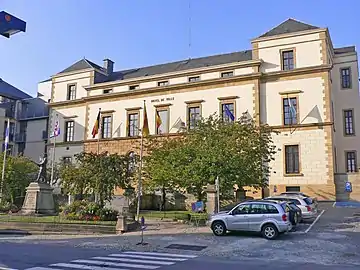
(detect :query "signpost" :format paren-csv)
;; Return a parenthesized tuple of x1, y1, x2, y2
(345, 182, 352, 193)
(0, 11, 26, 38)
(136, 216, 148, 245)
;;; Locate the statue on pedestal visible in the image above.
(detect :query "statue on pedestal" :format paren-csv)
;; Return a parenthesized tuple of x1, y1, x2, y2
(35, 155, 47, 183)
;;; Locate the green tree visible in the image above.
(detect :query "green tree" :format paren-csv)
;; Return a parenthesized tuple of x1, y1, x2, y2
(144, 137, 183, 210)
(60, 152, 136, 206)
(145, 113, 277, 200)
(0, 154, 38, 205)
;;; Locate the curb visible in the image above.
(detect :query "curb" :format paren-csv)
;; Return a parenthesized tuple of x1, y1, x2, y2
(0, 229, 31, 236)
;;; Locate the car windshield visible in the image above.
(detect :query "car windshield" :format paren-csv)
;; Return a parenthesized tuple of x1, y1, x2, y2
(304, 197, 313, 205)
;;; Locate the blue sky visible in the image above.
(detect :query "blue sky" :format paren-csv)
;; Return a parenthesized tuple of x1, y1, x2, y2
(0, 0, 359, 97)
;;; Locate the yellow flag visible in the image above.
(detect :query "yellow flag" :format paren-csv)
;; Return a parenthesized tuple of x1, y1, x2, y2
(142, 102, 149, 136)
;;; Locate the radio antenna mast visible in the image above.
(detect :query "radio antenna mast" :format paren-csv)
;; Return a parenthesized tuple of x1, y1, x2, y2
(188, 0, 192, 59)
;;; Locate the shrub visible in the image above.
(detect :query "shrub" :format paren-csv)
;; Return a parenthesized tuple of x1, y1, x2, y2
(0, 201, 19, 213)
(61, 200, 118, 221)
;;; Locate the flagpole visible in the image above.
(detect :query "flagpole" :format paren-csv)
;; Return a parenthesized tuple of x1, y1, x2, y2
(97, 108, 101, 154)
(136, 100, 146, 221)
(50, 114, 58, 185)
(0, 118, 10, 203)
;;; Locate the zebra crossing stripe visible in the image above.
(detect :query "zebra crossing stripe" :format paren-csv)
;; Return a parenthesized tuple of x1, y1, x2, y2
(25, 268, 57, 270)
(92, 257, 175, 265)
(50, 263, 127, 270)
(109, 254, 187, 261)
(122, 251, 197, 258)
(71, 259, 160, 269)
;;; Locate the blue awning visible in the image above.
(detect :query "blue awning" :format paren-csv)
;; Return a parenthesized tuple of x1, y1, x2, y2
(0, 11, 26, 38)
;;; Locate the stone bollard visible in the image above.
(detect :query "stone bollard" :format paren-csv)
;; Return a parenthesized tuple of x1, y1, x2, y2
(116, 215, 128, 234)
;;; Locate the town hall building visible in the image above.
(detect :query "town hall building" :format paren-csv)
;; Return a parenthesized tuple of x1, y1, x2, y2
(40, 19, 360, 201)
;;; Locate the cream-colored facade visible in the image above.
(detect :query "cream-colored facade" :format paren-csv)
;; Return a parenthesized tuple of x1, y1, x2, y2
(44, 19, 360, 201)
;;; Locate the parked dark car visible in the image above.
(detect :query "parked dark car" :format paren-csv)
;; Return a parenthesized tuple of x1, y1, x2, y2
(263, 198, 301, 226)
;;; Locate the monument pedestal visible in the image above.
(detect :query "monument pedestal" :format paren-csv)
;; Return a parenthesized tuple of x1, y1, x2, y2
(21, 182, 56, 215)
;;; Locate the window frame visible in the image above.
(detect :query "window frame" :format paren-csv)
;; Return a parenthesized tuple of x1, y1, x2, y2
(284, 144, 301, 176)
(343, 109, 355, 136)
(154, 105, 170, 135)
(129, 85, 140, 90)
(157, 81, 169, 87)
(188, 76, 200, 82)
(64, 120, 75, 142)
(103, 89, 113, 94)
(340, 67, 352, 89)
(220, 71, 234, 78)
(66, 83, 77, 100)
(101, 115, 113, 139)
(186, 101, 203, 130)
(280, 48, 296, 71)
(219, 100, 236, 122)
(62, 156, 72, 164)
(282, 96, 299, 126)
(345, 150, 357, 173)
(127, 110, 140, 137)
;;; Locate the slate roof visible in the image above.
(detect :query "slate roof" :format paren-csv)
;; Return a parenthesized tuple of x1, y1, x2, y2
(104, 50, 253, 82)
(257, 18, 320, 38)
(58, 58, 105, 74)
(334, 46, 356, 54)
(0, 78, 31, 99)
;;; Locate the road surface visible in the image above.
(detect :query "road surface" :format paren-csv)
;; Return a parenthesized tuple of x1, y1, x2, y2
(0, 241, 359, 270)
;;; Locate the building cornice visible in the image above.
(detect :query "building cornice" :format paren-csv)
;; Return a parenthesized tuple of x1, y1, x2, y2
(48, 64, 332, 109)
(49, 72, 262, 108)
(251, 28, 328, 43)
(84, 60, 262, 90)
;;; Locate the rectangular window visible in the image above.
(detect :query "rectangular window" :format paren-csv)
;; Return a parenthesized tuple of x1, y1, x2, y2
(128, 112, 139, 137)
(101, 116, 112, 139)
(221, 102, 235, 122)
(285, 186, 300, 192)
(221, 71, 234, 78)
(157, 81, 169, 87)
(63, 157, 72, 164)
(281, 50, 294, 71)
(285, 145, 300, 174)
(340, 68, 351, 89)
(343, 109, 355, 135)
(283, 97, 298, 125)
(156, 109, 169, 134)
(67, 84, 76, 100)
(103, 89, 112, 94)
(188, 105, 201, 129)
(188, 76, 200, 82)
(64, 121, 74, 142)
(129, 85, 140, 90)
(346, 151, 357, 172)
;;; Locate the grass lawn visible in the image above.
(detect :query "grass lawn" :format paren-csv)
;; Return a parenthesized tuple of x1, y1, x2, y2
(0, 214, 116, 226)
(139, 210, 208, 221)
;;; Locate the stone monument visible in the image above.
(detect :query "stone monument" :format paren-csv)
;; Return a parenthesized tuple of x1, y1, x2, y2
(21, 155, 56, 215)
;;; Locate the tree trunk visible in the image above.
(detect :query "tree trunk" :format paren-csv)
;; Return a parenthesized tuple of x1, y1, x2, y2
(161, 186, 166, 211)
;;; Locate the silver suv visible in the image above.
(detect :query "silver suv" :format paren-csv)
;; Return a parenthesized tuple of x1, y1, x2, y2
(209, 200, 292, 240)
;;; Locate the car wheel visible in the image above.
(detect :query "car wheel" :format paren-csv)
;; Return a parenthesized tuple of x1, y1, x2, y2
(293, 213, 298, 224)
(211, 221, 227, 236)
(261, 224, 279, 240)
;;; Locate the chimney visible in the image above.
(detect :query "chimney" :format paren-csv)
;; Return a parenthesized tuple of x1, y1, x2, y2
(103, 59, 114, 75)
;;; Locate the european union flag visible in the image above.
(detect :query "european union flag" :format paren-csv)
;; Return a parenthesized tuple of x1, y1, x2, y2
(224, 105, 235, 121)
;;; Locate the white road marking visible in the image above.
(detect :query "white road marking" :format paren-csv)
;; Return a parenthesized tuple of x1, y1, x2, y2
(305, 209, 325, 233)
(71, 259, 159, 269)
(0, 267, 19, 270)
(123, 251, 197, 258)
(109, 254, 187, 261)
(92, 256, 174, 265)
(50, 263, 127, 270)
(332, 202, 336, 207)
(25, 268, 57, 270)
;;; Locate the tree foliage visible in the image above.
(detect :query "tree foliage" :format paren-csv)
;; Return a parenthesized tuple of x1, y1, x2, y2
(144, 113, 277, 200)
(0, 154, 38, 205)
(59, 152, 137, 206)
